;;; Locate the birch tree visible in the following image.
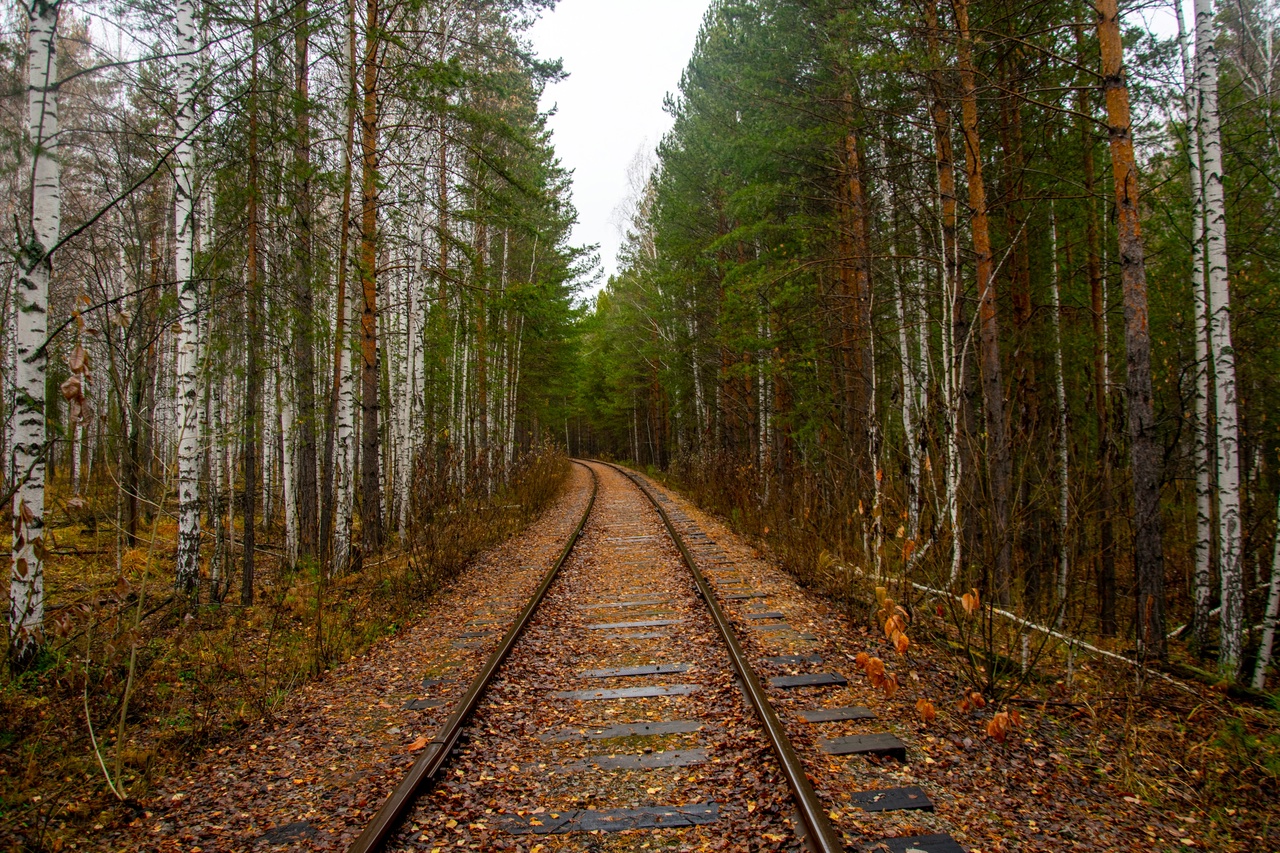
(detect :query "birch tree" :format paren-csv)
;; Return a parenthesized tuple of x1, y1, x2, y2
(1195, 0, 1245, 680)
(9, 0, 62, 669)
(173, 0, 202, 596)
(1254, 493, 1280, 687)
(1176, 0, 1216, 652)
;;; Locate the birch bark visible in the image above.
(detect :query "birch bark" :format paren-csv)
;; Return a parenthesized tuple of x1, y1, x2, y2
(1050, 208, 1070, 626)
(281, 375, 298, 566)
(173, 0, 202, 595)
(924, 0, 964, 585)
(242, 0, 262, 606)
(1176, 0, 1217, 650)
(1253, 493, 1280, 688)
(9, 0, 62, 668)
(1195, 0, 1244, 678)
(891, 211, 920, 543)
(333, 282, 357, 575)
(321, 0, 357, 567)
(292, 0, 319, 561)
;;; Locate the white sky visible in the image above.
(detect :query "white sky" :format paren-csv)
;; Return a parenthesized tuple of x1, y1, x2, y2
(529, 0, 713, 289)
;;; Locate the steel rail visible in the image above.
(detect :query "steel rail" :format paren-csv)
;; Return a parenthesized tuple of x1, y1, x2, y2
(602, 461, 845, 853)
(348, 461, 598, 853)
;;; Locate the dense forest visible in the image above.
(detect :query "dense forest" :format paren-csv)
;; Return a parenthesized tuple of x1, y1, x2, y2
(2, 0, 586, 667)
(574, 0, 1280, 687)
(3, 0, 1280, 841)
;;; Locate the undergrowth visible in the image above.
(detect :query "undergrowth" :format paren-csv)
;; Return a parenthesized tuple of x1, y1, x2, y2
(0, 447, 569, 852)
(657, 449, 1280, 848)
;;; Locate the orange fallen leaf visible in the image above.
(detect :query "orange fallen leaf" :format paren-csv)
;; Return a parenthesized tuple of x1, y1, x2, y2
(407, 736, 428, 751)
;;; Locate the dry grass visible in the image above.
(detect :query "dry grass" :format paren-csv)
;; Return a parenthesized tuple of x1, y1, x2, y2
(660, 450, 1280, 848)
(0, 448, 570, 852)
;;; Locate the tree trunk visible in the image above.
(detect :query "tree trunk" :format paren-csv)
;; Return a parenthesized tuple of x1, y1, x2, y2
(281, 372, 298, 566)
(321, 0, 358, 567)
(333, 280, 357, 575)
(1075, 24, 1117, 636)
(292, 0, 319, 562)
(173, 0, 201, 596)
(955, 0, 1012, 605)
(1050, 207, 1070, 627)
(1174, 0, 1217, 652)
(838, 102, 874, 486)
(475, 210, 489, 487)
(925, 0, 966, 586)
(1194, 0, 1243, 679)
(359, 0, 384, 553)
(1250, 489, 1280, 688)
(891, 199, 921, 543)
(9, 0, 62, 669)
(1096, 0, 1167, 655)
(242, 0, 262, 607)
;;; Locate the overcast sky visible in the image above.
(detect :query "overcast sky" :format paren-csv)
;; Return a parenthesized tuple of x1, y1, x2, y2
(528, 0, 713, 290)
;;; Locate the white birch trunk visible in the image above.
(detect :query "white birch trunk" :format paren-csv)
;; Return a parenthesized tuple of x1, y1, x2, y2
(689, 311, 704, 449)
(914, 251, 931, 417)
(757, 305, 769, 473)
(333, 281, 357, 575)
(281, 377, 298, 567)
(1196, 0, 1245, 680)
(867, 281, 884, 581)
(3, 287, 16, 495)
(1252, 491, 1280, 688)
(396, 262, 412, 540)
(173, 0, 202, 593)
(210, 373, 226, 595)
(1050, 208, 1071, 626)
(1178, 0, 1217, 650)
(263, 357, 276, 526)
(892, 235, 921, 543)
(9, 0, 61, 667)
(937, 194, 963, 586)
(507, 316, 523, 468)
(69, 372, 84, 497)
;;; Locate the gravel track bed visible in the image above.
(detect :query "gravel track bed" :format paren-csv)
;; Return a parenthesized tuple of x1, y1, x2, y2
(388, 462, 799, 852)
(623, 471, 957, 849)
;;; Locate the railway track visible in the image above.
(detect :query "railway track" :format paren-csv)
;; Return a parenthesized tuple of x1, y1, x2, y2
(351, 460, 964, 852)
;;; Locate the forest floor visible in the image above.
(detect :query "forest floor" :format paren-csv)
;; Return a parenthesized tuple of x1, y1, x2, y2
(0, 452, 572, 853)
(5, 460, 1278, 852)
